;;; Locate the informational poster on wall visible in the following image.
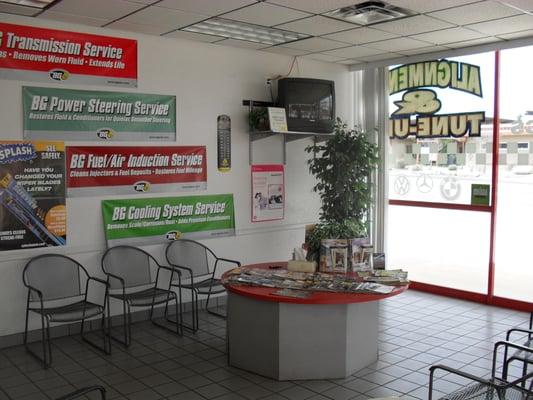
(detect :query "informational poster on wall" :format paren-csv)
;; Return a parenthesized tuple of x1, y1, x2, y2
(102, 194, 235, 246)
(23, 87, 176, 141)
(0, 141, 66, 250)
(251, 164, 284, 222)
(0, 22, 137, 87)
(67, 145, 206, 197)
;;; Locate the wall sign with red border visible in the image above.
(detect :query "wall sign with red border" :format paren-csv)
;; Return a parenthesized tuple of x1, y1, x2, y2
(251, 164, 285, 222)
(67, 146, 206, 197)
(0, 22, 137, 87)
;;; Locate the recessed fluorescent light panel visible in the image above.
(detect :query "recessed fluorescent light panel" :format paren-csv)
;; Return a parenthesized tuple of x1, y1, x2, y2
(324, 1, 415, 25)
(182, 18, 310, 46)
(1, 0, 59, 8)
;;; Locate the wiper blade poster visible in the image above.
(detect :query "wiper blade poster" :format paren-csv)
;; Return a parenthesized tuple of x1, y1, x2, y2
(0, 141, 66, 251)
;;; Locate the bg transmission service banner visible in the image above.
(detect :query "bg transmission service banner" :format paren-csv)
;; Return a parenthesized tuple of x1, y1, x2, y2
(67, 145, 206, 197)
(102, 194, 235, 246)
(23, 86, 176, 141)
(0, 141, 66, 251)
(0, 22, 137, 87)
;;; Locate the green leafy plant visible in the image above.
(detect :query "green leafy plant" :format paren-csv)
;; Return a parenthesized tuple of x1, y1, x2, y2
(249, 107, 269, 131)
(305, 118, 379, 261)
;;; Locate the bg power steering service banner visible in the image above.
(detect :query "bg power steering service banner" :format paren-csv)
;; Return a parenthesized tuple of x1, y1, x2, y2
(0, 22, 137, 87)
(102, 194, 235, 246)
(67, 145, 206, 197)
(23, 86, 176, 141)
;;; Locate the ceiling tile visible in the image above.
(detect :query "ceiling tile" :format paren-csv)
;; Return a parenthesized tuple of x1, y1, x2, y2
(48, 0, 145, 20)
(38, 10, 110, 26)
(322, 45, 384, 58)
(157, 0, 257, 16)
(385, 0, 480, 13)
(410, 27, 485, 45)
(261, 46, 310, 55)
(355, 52, 404, 62)
(372, 15, 455, 36)
(497, 29, 533, 40)
(220, 2, 310, 27)
(397, 45, 450, 55)
(367, 37, 432, 52)
(125, 0, 159, 4)
(106, 21, 170, 35)
(216, 38, 266, 49)
(445, 37, 503, 48)
(119, 6, 207, 30)
(163, 30, 222, 42)
(467, 14, 533, 35)
(427, 1, 521, 25)
(336, 58, 363, 65)
(0, 3, 40, 16)
(265, 0, 362, 14)
(276, 15, 356, 36)
(282, 37, 346, 51)
(322, 27, 399, 45)
(302, 53, 346, 62)
(498, 0, 533, 12)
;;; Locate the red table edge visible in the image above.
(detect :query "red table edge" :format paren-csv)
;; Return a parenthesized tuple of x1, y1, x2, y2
(222, 262, 408, 305)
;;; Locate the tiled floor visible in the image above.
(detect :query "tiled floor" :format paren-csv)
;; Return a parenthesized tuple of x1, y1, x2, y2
(0, 290, 530, 400)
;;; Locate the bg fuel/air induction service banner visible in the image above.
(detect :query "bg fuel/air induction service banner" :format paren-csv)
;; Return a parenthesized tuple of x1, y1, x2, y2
(23, 86, 176, 141)
(102, 194, 235, 246)
(0, 22, 137, 87)
(67, 146, 206, 197)
(0, 141, 66, 251)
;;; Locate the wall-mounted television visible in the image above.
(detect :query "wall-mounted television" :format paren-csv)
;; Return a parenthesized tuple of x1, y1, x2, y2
(277, 78, 335, 133)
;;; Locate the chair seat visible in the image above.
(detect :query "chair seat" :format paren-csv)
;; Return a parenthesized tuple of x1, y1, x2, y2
(110, 287, 175, 307)
(181, 278, 226, 295)
(30, 300, 104, 323)
(439, 381, 532, 400)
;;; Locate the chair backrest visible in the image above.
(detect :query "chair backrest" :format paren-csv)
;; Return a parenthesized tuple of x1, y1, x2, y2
(101, 246, 154, 289)
(23, 254, 86, 302)
(165, 239, 211, 278)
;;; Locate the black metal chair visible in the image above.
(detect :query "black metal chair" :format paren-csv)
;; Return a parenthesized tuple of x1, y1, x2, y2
(23, 254, 110, 369)
(165, 239, 240, 332)
(56, 385, 106, 400)
(101, 245, 182, 347)
(429, 341, 533, 400)
(503, 312, 533, 386)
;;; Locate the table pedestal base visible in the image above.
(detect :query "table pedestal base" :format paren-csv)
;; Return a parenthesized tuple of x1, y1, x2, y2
(227, 292, 379, 380)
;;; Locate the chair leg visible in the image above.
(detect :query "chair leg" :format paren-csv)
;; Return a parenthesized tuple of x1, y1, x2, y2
(206, 291, 227, 319)
(24, 310, 52, 368)
(80, 311, 111, 355)
(108, 299, 132, 348)
(151, 294, 183, 337)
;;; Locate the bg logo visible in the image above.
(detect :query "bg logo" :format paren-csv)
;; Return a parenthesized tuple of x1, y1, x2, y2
(96, 129, 114, 139)
(165, 231, 181, 241)
(49, 69, 70, 81)
(133, 181, 150, 192)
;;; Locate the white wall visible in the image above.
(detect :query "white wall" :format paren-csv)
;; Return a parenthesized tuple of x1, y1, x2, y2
(0, 14, 352, 337)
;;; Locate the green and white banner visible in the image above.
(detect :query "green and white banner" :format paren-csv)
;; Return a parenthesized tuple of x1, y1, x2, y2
(102, 194, 235, 246)
(23, 86, 176, 142)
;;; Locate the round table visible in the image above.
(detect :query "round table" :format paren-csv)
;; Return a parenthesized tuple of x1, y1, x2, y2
(223, 262, 407, 380)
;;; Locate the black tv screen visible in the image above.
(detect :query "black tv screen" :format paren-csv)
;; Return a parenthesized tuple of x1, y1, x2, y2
(277, 78, 335, 133)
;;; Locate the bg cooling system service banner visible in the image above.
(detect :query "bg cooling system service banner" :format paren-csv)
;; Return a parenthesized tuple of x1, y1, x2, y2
(23, 86, 176, 141)
(102, 194, 235, 246)
(0, 141, 66, 251)
(67, 145, 206, 197)
(0, 22, 137, 87)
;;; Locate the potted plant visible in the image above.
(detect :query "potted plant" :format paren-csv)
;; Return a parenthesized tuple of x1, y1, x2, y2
(305, 118, 379, 263)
